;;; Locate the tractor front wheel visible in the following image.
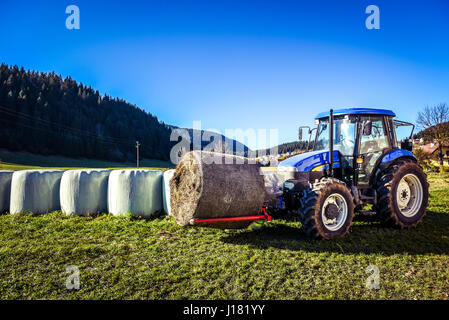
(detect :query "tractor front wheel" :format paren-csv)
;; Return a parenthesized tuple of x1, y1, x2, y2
(299, 178, 355, 239)
(374, 160, 429, 228)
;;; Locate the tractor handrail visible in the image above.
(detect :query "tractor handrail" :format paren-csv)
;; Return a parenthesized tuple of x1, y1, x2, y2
(393, 119, 415, 139)
(329, 109, 334, 177)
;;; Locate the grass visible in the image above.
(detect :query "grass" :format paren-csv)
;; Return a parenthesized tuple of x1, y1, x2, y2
(0, 162, 170, 172)
(1, 174, 449, 300)
(0, 148, 173, 170)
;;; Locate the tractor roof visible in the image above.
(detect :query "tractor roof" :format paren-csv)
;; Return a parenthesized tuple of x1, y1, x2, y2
(315, 108, 396, 119)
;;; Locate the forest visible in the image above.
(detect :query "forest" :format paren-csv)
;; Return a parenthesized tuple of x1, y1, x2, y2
(258, 140, 309, 156)
(0, 64, 245, 163)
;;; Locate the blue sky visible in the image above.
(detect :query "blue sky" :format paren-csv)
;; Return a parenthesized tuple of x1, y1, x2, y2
(1, 0, 448, 149)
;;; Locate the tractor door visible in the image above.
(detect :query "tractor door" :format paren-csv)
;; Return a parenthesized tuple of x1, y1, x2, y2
(356, 116, 391, 185)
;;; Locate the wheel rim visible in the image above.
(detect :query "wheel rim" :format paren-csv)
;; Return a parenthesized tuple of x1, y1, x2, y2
(321, 193, 348, 231)
(396, 173, 423, 217)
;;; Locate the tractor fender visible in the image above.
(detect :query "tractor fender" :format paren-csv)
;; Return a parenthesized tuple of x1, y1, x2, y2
(372, 149, 417, 184)
(381, 149, 416, 164)
(279, 150, 340, 172)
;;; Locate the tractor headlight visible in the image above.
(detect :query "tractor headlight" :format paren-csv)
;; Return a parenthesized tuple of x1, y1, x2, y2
(284, 181, 295, 190)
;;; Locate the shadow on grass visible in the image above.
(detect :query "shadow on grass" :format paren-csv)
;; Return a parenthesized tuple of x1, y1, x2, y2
(220, 210, 449, 256)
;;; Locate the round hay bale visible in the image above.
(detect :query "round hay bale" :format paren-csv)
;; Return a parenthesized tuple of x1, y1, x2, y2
(108, 169, 163, 217)
(60, 169, 111, 216)
(162, 169, 175, 215)
(10, 170, 64, 214)
(0, 171, 13, 213)
(170, 151, 265, 228)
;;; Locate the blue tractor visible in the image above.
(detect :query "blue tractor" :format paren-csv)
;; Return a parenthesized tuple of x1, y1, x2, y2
(278, 108, 429, 239)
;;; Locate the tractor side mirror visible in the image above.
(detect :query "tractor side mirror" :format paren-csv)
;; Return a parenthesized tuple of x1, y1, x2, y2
(298, 128, 303, 141)
(401, 140, 413, 151)
(362, 121, 372, 136)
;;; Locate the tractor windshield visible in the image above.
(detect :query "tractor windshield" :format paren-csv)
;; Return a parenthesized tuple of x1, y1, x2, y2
(315, 117, 356, 156)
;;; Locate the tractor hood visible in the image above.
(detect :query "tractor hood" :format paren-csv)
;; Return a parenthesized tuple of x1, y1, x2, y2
(278, 150, 340, 172)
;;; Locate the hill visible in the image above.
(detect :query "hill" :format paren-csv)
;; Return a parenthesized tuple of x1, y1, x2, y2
(415, 121, 449, 141)
(184, 128, 250, 156)
(0, 64, 248, 164)
(258, 140, 309, 155)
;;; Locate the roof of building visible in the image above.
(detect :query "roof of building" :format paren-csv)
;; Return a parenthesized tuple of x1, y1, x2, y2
(421, 142, 449, 154)
(316, 108, 396, 119)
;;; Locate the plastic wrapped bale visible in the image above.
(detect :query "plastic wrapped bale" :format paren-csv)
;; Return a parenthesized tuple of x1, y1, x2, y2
(108, 169, 163, 217)
(277, 166, 297, 180)
(261, 167, 297, 207)
(10, 170, 64, 214)
(162, 169, 175, 215)
(261, 171, 284, 207)
(170, 151, 265, 229)
(60, 169, 111, 216)
(0, 171, 13, 212)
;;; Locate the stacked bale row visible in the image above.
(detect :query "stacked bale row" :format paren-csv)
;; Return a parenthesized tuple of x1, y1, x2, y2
(1, 168, 169, 217)
(0, 171, 13, 212)
(10, 170, 64, 214)
(60, 169, 111, 216)
(2, 151, 275, 223)
(108, 169, 163, 217)
(162, 169, 175, 215)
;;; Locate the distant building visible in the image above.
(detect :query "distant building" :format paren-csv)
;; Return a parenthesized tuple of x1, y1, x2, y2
(421, 142, 449, 163)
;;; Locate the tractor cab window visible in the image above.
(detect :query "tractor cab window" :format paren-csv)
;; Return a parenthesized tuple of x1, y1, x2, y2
(359, 117, 389, 154)
(358, 116, 390, 184)
(387, 118, 398, 148)
(315, 116, 356, 156)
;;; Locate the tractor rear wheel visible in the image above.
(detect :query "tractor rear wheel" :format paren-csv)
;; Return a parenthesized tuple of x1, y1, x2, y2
(374, 159, 429, 228)
(299, 178, 355, 239)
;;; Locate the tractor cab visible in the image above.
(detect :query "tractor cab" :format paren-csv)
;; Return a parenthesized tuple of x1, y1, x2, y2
(278, 108, 428, 240)
(280, 108, 415, 186)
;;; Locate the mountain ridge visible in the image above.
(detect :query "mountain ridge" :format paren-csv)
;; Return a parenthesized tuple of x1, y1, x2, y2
(0, 63, 249, 163)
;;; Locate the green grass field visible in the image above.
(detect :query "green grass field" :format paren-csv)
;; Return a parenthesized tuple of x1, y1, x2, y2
(0, 148, 173, 170)
(0, 173, 448, 300)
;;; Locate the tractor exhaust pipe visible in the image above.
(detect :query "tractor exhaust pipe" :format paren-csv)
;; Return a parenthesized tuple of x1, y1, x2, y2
(329, 109, 334, 177)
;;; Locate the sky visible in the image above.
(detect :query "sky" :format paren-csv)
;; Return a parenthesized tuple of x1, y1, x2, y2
(1, 0, 448, 149)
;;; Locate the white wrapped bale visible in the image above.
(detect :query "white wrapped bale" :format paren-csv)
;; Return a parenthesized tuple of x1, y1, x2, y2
(277, 166, 297, 179)
(0, 171, 13, 212)
(108, 169, 163, 217)
(261, 167, 297, 207)
(10, 170, 64, 214)
(60, 169, 111, 216)
(262, 172, 284, 195)
(261, 172, 284, 207)
(162, 169, 175, 215)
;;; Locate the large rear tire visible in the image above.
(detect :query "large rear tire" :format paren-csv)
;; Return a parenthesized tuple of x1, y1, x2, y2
(374, 159, 429, 228)
(299, 178, 355, 240)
